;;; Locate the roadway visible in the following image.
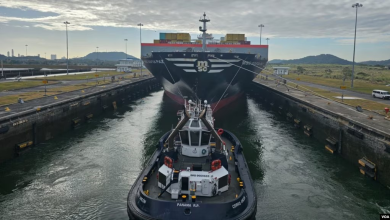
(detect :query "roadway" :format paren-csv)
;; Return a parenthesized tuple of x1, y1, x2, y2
(285, 78, 390, 104)
(0, 75, 153, 118)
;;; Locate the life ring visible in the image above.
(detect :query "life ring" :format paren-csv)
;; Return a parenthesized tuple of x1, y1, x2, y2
(202, 149, 207, 155)
(164, 156, 173, 168)
(211, 159, 222, 171)
(217, 129, 224, 136)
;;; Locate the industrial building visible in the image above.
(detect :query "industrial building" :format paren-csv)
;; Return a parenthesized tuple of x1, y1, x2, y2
(273, 67, 290, 75)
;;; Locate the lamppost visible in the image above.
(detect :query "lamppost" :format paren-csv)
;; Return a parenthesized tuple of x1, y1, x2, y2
(266, 38, 270, 45)
(351, 3, 363, 88)
(25, 45, 28, 56)
(64, 21, 70, 75)
(137, 23, 143, 76)
(125, 39, 128, 59)
(258, 24, 264, 45)
(96, 47, 99, 72)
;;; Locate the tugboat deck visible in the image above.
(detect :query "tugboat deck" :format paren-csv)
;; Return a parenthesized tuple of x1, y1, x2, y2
(144, 137, 241, 203)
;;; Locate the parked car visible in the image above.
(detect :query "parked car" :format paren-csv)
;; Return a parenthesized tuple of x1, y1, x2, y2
(372, 90, 390, 99)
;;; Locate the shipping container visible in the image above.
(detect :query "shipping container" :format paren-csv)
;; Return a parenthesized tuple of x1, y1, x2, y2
(166, 33, 172, 40)
(159, 33, 166, 40)
(159, 39, 168, 43)
(177, 33, 189, 40)
(195, 40, 202, 44)
(225, 34, 234, 41)
(239, 41, 250, 45)
(237, 34, 245, 41)
(171, 33, 177, 40)
(154, 40, 160, 44)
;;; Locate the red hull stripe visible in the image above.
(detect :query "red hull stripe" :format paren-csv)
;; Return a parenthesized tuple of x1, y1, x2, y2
(141, 43, 268, 48)
(164, 90, 243, 113)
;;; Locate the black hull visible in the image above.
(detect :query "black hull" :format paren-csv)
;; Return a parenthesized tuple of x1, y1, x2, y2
(142, 52, 267, 112)
(127, 130, 257, 220)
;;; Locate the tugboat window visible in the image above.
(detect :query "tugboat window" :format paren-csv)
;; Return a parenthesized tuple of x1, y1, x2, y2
(182, 177, 189, 190)
(180, 131, 189, 145)
(159, 171, 166, 187)
(190, 131, 200, 146)
(190, 120, 200, 128)
(201, 131, 211, 145)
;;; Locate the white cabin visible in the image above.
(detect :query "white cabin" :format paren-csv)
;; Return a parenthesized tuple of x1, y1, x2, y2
(273, 67, 290, 75)
(115, 58, 143, 72)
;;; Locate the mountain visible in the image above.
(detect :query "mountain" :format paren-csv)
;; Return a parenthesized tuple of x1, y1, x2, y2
(359, 59, 390, 66)
(269, 54, 352, 65)
(83, 52, 139, 61)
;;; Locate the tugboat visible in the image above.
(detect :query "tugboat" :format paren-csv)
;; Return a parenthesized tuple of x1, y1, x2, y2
(127, 100, 257, 219)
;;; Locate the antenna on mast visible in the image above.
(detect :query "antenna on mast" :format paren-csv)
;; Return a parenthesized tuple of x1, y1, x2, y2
(199, 12, 210, 52)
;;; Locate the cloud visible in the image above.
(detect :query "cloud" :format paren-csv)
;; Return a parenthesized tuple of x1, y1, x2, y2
(0, 0, 389, 42)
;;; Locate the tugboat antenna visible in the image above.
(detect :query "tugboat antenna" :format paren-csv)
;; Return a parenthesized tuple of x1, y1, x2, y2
(199, 12, 210, 52)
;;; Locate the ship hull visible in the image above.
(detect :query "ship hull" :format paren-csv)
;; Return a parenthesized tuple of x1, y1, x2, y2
(142, 51, 267, 112)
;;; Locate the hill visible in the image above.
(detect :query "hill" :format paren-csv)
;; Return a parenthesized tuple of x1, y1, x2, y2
(359, 59, 390, 66)
(83, 52, 139, 61)
(269, 54, 352, 65)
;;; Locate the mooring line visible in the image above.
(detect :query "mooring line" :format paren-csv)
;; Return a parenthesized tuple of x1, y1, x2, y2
(212, 57, 247, 112)
(159, 55, 184, 99)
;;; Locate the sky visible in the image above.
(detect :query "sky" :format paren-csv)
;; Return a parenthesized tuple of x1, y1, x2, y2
(0, 0, 389, 62)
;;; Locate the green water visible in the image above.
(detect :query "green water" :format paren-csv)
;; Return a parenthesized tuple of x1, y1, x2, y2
(0, 90, 389, 219)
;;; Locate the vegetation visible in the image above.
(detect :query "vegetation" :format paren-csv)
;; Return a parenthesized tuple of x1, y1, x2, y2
(269, 54, 352, 65)
(0, 71, 151, 106)
(264, 64, 390, 94)
(83, 52, 138, 61)
(292, 84, 389, 115)
(269, 54, 390, 66)
(0, 80, 57, 91)
(0, 81, 109, 106)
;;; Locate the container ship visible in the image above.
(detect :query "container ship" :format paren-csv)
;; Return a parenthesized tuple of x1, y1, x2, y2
(141, 13, 268, 112)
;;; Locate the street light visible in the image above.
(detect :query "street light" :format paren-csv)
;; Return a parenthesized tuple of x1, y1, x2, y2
(258, 24, 264, 45)
(351, 3, 363, 88)
(124, 39, 128, 59)
(266, 38, 270, 45)
(64, 21, 70, 75)
(137, 23, 143, 76)
(25, 45, 28, 56)
(96, 47, 99, 72)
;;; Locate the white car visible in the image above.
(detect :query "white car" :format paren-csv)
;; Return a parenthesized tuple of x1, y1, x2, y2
(372, 90, 390, 99)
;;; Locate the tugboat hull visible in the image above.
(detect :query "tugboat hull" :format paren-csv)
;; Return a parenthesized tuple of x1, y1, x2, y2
(127, 130, 257, 220)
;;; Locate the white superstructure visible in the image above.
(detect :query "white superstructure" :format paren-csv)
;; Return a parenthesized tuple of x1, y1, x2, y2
(157, 100, 230, 199)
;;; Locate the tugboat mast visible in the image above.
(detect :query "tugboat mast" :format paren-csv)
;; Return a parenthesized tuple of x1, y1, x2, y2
(199, 12, 210, 52)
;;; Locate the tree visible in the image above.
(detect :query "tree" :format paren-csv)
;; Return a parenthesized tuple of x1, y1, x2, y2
(297, 66, 305, 75)
(342, 67, 352, 83)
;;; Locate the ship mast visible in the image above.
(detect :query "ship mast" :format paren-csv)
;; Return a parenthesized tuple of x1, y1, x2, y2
(199, 12, 210, 52)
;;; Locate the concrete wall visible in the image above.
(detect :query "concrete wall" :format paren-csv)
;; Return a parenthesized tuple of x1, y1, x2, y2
(0, 78, 161, 164)
(250, 82, 390, 187)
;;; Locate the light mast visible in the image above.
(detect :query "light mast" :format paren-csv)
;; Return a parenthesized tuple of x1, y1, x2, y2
(199, 12, 210, 52)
